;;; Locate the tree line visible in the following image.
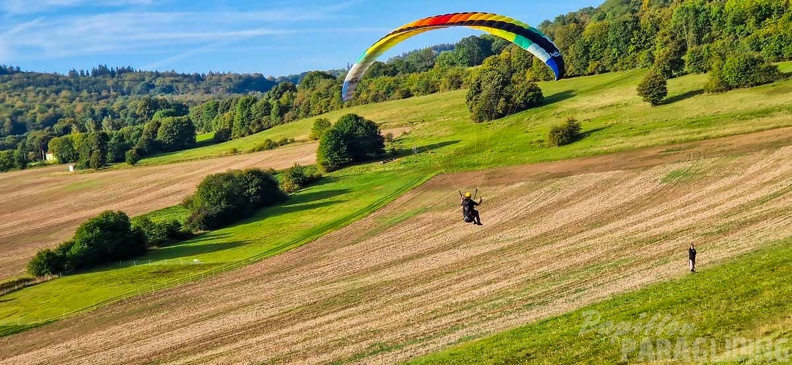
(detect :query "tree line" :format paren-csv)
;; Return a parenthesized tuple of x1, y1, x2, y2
(539, 0, 790, 78)
(188, 73, 343, 141)
(0, 99, 197, 171)
(28, 163, 322, 278)
(3, 0, 790, 173)
(0, 65, 277, 137)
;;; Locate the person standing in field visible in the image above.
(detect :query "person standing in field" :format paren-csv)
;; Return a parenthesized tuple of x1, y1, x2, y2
(689, 244, 697, 273)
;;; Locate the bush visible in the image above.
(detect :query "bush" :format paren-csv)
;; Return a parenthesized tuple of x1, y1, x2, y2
(68, 211, 146, 270)
(54, 240, 76, 273)
(706, 53, 780, 93)
(547, 118, 583, 147)
(334, 114, 385, 160)
(48, 135, 78, 163)
(251, 139, 278, 152)
(89, 150, 104, 170)
(637, 71, 668, 106)
(28, 211, 147, 277)
(181, 194, 194, 210)
(685, 46, 710, 74)
(317, 114, 385, 172)
(513, 80, 545, 108)
(106, 134, 131, 163)
(13, 146, 27, 170)
(251, 137, 295, 152)
(125, 148, 141, 165)
(704, 65, 730, 93)
(279, 163, 322, 194)
(136, 120, 161, 155)
(317, 129, 350, 172)
(653, 44, 685, 79)
(132, 217, 189, 247)
(213, 127, 231, 143)
(27, 249, 63, 277)
(0, 150, 14, 172)
(78, 132, 109, 169)
(277, 137, 295, 146)
(310, 118, 332, 140)
(466, 67, 543, 123)
(466, 68, 508, 123)
(157, 116, 196, 152)
(186, 169, 286, 230)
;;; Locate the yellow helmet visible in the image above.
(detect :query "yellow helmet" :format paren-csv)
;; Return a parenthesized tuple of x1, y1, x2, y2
(465, 192, 472, 198)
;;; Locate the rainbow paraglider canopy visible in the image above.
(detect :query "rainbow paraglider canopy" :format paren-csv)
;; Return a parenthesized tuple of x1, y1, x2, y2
(342, 12, 566, 101)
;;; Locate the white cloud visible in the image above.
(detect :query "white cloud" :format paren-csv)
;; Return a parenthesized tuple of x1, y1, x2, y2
(0, 0, 153, 14)
(0, 1, 378, 69)
(2, 10, 322, 60)
(0, 39, 11, 63)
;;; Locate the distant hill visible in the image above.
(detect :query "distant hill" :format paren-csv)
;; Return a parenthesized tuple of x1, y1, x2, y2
(0, 64, 283, 139)
(275, 69, 348, 85)
(0, 64, 277, 97)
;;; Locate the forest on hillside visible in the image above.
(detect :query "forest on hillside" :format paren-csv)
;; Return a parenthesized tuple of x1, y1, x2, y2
(1, 0, 790, 173)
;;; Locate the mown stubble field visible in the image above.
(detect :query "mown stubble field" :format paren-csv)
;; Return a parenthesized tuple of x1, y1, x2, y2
(1, 131, 789, 364)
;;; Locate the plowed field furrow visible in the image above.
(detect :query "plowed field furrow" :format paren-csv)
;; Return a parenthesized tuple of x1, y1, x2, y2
(1, 136, 790, 364)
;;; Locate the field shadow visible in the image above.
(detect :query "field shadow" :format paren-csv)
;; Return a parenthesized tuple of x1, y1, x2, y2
(234, 188, 352, 225)
(195, 138, 217, 148)
(544, 90, 577, 105)
(296, 175, 339, 188)
(270, 200, 346, 216)
(149, 239, 249, 261)
(79, 234, 249, 274)
(284, 188, 352, 206)
(397, 140, 461, 157)
(172, 232, 231, 246)
(664, 89, 704, 104)
(579, 126, 609, 139)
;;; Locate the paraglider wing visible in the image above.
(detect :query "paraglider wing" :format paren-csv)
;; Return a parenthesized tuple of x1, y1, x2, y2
(342, 12, 565, 101)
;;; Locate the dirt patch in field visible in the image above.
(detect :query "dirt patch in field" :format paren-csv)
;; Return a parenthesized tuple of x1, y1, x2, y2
(0, 127, 790, 364)
(0, 143, 317, 279)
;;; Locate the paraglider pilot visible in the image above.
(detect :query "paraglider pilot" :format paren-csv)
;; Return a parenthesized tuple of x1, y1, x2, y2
(461, 192, 483, 225)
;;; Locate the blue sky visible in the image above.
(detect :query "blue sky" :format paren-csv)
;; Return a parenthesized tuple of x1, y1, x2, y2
(0, 0, 602, 77)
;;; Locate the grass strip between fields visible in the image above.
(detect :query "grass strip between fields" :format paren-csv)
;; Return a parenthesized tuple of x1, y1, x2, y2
(408, 237, 792, 365)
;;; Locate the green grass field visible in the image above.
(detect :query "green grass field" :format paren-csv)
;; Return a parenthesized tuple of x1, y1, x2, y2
(140, 64, 791, 168)
(2, 64, 791, 333)
(138, 121, 315, 165)
(408, 237, 792, 365)
(196, 131, 215, 143)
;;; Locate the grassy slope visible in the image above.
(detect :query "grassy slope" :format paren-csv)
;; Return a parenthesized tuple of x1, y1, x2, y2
(2, 64, 791, 330)
(138, 122, 314, 165)
(196, 132, 215, 143)
(140, 65, 792, 168)
(409, 237, 792, 365)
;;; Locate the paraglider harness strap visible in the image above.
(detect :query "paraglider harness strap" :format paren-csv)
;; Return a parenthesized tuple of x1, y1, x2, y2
(458, 189, 478, 200)
(459, 190, 478, 223)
